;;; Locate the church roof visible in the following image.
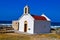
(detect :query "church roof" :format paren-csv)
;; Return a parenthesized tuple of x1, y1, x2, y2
(41, 14, 51, 21)
(31, 14, 51, 21)
(32, 15, 47, 20)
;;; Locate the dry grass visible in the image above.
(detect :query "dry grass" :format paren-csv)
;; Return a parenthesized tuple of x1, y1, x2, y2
(0, 33, 60, 40)
(0, 33, 30, 40)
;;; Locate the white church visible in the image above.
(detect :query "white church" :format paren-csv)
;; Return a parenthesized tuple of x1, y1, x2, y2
(12, 5, 51, 34)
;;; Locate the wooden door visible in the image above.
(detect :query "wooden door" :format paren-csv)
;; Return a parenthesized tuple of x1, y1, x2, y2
(24, 24, 27, 32)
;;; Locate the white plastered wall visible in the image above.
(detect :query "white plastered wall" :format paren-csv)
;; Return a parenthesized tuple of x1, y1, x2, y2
(19, 14, 34, 34)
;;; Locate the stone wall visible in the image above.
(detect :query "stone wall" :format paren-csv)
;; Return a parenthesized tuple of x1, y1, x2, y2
(12, 21, 19, 30)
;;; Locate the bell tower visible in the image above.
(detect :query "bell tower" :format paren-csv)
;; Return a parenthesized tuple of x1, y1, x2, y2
(24, 5, 29, 14)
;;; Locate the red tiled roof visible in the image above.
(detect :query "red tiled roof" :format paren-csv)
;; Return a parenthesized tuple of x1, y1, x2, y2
(32, 16, 47, 20)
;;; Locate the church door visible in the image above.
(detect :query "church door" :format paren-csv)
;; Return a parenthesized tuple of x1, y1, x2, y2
(24, 21, 27, 32)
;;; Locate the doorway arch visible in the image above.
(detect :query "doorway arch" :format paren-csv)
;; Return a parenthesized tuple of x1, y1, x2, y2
(24, 21, 28, 32)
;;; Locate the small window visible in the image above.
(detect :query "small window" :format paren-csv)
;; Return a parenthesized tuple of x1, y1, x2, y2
(25, 21, 27, 22)
(16, 22, 17, 24)
(28, 28, 30, 30)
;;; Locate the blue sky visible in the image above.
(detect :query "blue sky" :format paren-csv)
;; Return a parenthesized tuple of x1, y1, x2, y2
(0, 0, 60, 22)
